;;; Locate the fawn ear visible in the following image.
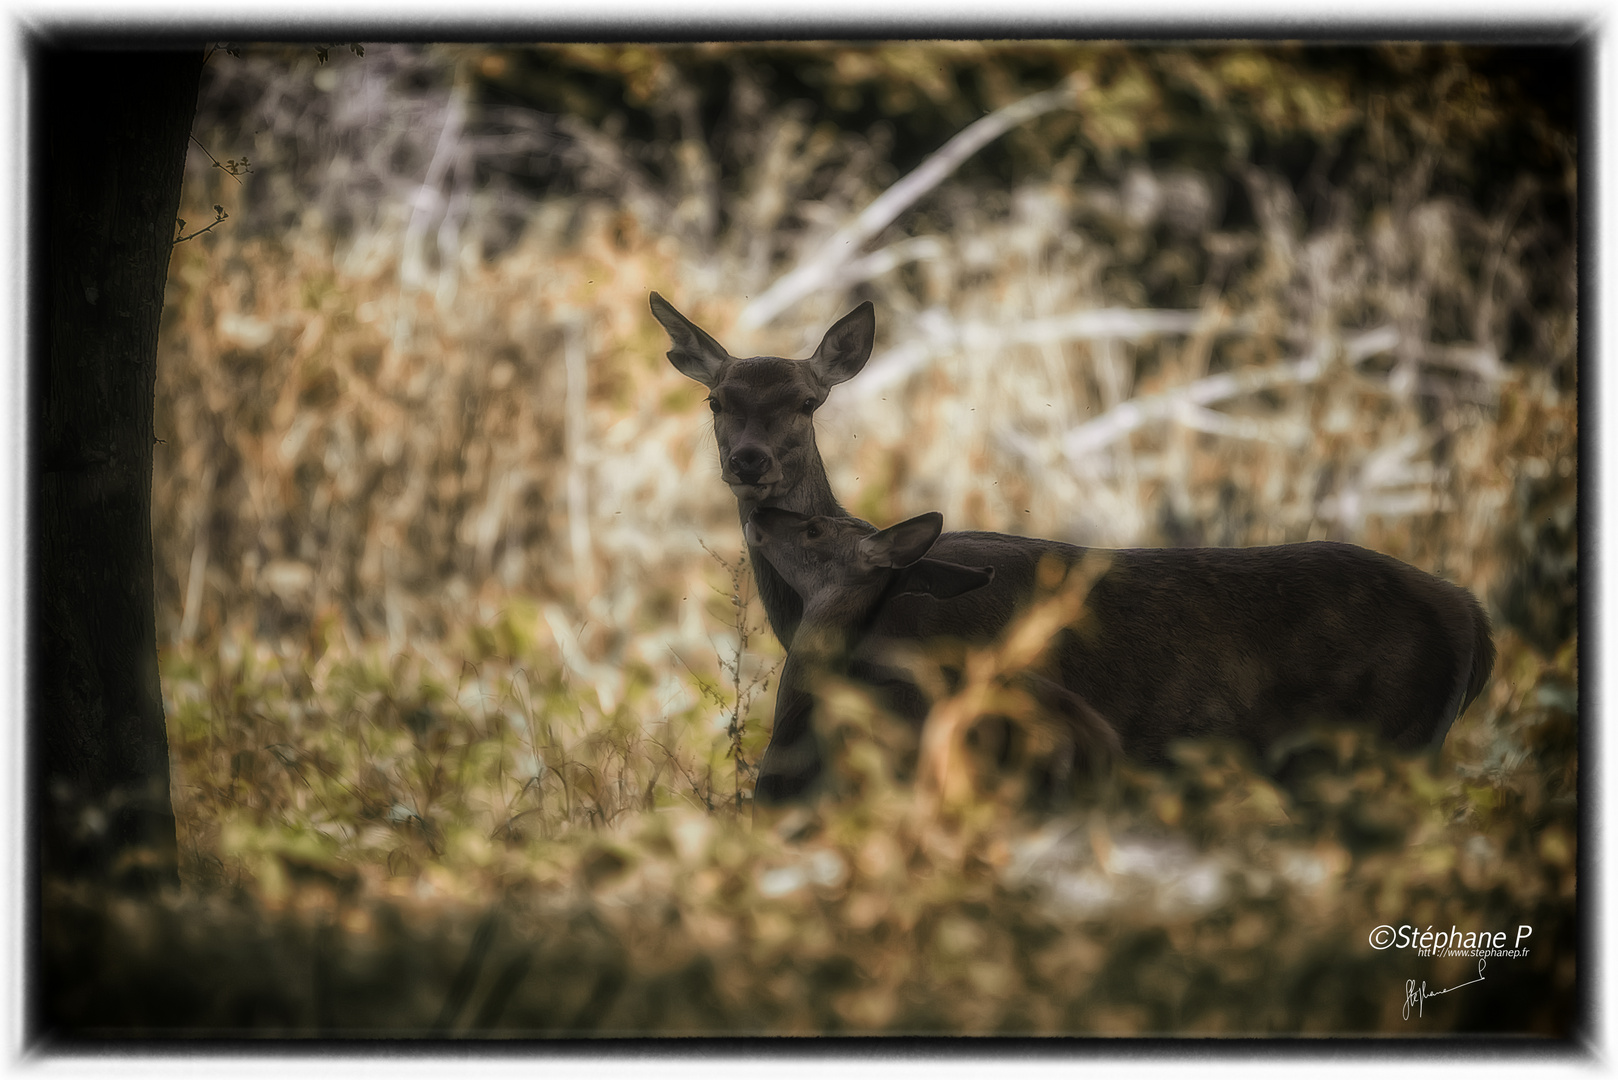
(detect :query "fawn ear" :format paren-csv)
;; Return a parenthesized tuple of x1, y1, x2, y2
(895, 560, 994, 600)
(650, 292, 732, 388)
(809, 301, 875, 388)
(858, 512, 943, 568)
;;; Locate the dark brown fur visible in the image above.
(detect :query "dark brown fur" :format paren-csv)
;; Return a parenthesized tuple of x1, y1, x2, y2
(746, 509, 1122, 803)
(651, 292, 874, 649)
(654, 295, 1495, 802)
(901, 533, 1495, 763)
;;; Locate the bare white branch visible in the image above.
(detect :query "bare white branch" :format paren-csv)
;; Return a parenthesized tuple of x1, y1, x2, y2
(563, 319, 597, 609)
(1317, 431, 1444, 533)
(1060, 328, 1401, 464)
(738, 75, 1088, 330)
(1171, 401, 1307, 446)
(841, 306, 1243, 404)
(840, 236, 946, 288)
(993, 323, 1501, 473)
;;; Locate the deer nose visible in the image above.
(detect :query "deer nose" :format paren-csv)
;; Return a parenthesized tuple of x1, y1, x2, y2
(728, 447, 771, 483)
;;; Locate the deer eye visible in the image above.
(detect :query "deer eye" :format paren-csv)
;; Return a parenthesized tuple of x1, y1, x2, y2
(800, 397, 817, 415)
(708, 396, 722, 414)
(805, 523, 822, 539)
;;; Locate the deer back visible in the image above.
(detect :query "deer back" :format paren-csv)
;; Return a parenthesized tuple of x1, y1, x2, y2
(875, 533, 1493, 763)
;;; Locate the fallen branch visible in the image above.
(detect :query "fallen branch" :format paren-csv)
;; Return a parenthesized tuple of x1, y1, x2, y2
(1170, 401, 1307, 447)
(1059, 325, 1401, 463)
(843, 305, 1244, 403)
(840, 236, 946, 289)
(738, 74, 1089, 330)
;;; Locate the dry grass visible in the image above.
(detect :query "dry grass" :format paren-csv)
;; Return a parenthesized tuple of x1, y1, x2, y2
(56, 41, 1580, 1036)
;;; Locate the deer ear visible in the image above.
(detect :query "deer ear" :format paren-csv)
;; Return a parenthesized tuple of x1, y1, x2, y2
(858, 512, 943, 568)
(896, 560, 995, 600)
(809, 301, 875, 387)
(650, 292, 732, 388)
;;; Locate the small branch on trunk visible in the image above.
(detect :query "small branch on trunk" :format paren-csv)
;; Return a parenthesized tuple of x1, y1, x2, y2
(173, 205, 229, 244)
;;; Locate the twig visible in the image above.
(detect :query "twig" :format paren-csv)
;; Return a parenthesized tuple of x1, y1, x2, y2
(696, 541, 780, 810)
(399, 76, 467, 296)
(540, 603, 621, 714)
(188, 134, 244, 184)
(656, 731, 713, 813)
(563, 320, 596, 608)
(739, 74, 1089, 330)
(668, 645, 723, 706)
(647, 735, 708, 810)
(173, 205, 229, 245)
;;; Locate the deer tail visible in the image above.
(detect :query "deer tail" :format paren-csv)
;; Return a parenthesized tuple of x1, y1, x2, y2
(1434, 596, 1496, 747)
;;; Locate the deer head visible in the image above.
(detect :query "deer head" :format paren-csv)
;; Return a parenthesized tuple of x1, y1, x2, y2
(651, 292, 874, 517)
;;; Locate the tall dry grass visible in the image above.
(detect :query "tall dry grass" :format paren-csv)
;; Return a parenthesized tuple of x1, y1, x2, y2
(157, 43, 1573, 647)
(90, 41, 1583, 1035)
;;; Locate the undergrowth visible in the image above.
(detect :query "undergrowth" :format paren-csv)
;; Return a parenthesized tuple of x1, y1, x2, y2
(40, 42, 1578, 1039)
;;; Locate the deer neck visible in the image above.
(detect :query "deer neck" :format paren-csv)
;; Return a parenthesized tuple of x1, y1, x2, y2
(737, 447, 846, 651)
(790, 608, 860, 670)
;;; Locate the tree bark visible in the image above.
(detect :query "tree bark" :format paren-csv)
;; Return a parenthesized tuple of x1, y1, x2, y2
(38, 48, 202, 891)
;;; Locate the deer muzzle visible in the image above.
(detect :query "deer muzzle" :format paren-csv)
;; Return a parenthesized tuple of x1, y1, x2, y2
(726, 446, 774, 485)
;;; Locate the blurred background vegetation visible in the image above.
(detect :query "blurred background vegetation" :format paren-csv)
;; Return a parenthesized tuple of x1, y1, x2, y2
(46, 41, 1578, 1037)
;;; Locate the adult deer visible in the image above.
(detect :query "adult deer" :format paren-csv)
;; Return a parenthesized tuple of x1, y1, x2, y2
(743, 507, 1121, 804)
(650, 292, 874, 649)
(652, 294, 1494, 794)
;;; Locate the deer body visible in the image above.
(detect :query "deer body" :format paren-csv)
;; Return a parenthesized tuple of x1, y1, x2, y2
(753, 514, 1492, 799)
(918, 533, 1493, 762)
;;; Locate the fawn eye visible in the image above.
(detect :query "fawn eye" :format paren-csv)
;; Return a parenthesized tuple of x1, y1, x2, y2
(800, 397, 817, 415)
(708, 397, 722, 414)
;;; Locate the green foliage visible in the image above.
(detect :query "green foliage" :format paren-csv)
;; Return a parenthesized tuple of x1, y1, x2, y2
(45, 624, 1573, 1035)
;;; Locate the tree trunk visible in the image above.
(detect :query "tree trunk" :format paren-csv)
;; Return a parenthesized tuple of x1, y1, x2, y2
(38, 48, 202, 891)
